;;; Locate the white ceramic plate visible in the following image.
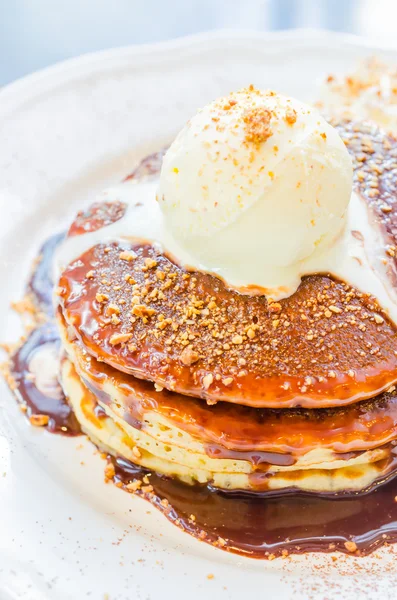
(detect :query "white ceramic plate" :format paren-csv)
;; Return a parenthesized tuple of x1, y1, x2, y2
(1, 29, 397, 600)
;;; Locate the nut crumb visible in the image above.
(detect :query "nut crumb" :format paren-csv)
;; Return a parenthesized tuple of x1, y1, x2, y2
(141, 484, 154, 493)
(109, 332, 133, 345)
(285, 107, 297, 125)
(104, 463, 115, 481)
(329, 305, 342, 314)
(126, 479, 142, 492)
(131, 304, 156, 319)
(95, 292, 109, 303)
(180, 346, 200, 366)
(344, 540, 357, 553)
(105, 303, 120, 316)
(119, 250, 137, 262)
(29, 414, 49, 427)
(243, 107, 272, 144)
(144, 258, 157, 269)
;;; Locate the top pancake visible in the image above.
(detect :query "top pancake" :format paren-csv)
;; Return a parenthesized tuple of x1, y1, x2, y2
(57, 120, 397, 409)
(59, 313, 397, 461)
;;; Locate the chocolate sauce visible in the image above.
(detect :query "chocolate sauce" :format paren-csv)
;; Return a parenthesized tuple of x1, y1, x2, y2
(205, 445, 296, 467)
(10, 323, 81, 435)
(28, 233, 65, 315)
(10, 232, 81, 435)
(112, 455, 397, 559)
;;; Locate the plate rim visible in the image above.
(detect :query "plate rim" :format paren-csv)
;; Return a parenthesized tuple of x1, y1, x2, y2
(1, 28, 397, 117)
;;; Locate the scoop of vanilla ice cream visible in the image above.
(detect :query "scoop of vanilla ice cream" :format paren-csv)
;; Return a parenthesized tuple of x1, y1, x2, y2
(158, 87, 353, 295)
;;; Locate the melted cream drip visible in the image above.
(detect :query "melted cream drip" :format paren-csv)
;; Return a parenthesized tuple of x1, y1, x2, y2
(28, 343, 64, 400)
(54, 179, 397, 324)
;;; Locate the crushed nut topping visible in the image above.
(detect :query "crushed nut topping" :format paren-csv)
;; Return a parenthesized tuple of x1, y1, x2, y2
(243, 107, 273, 145)
(179, 346, 200, 366)
(285, 107, 297, 125)
(119, 250, 137, 262)
(109, 332, 133, 345)
(29, 414, 50, 427)
(344, 540, 357, 553)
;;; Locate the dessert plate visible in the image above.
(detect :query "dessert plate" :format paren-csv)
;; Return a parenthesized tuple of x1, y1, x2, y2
(1, 29, 397, 600)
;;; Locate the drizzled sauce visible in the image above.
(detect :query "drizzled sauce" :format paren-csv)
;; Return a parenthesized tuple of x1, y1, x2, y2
(73, 344, 397, 462)
(28, 232, 65, 315)
(11, 324, 81, 435)
(10, 234, 81, 435)
(111, 456, 397, 558)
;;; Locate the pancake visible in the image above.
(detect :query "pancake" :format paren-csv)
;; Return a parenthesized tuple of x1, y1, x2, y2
(60, 357, 397, 493)
(58, 311, 397, 458)
(57, 119, 397, 409)
(56, 311, 397, 493)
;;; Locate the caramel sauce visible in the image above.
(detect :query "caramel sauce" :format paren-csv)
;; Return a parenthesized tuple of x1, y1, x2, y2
(66, 330, 397, 462)
(58, 242, 397, 409)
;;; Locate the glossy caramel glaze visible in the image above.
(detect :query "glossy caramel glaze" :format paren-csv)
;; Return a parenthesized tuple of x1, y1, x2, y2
(58, 119, 397, 409)
(64, 323, 397, 461)
(69, 362, 397, 492)
(58, 243, 397, 409)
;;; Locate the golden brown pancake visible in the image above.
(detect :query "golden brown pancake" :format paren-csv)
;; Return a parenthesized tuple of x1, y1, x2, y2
(60, 352, 397, 493)
(58, 311, 397, 460)
(57, 120, 397, 409)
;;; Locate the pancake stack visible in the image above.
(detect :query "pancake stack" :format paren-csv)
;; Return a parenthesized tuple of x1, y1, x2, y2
(56, 118, 397, 495)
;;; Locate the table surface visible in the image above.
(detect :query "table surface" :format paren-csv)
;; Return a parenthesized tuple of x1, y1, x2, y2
(1, 0, 396, 86)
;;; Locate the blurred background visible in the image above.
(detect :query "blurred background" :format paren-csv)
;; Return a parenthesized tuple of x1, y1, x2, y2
(1, 0, 397, 86)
